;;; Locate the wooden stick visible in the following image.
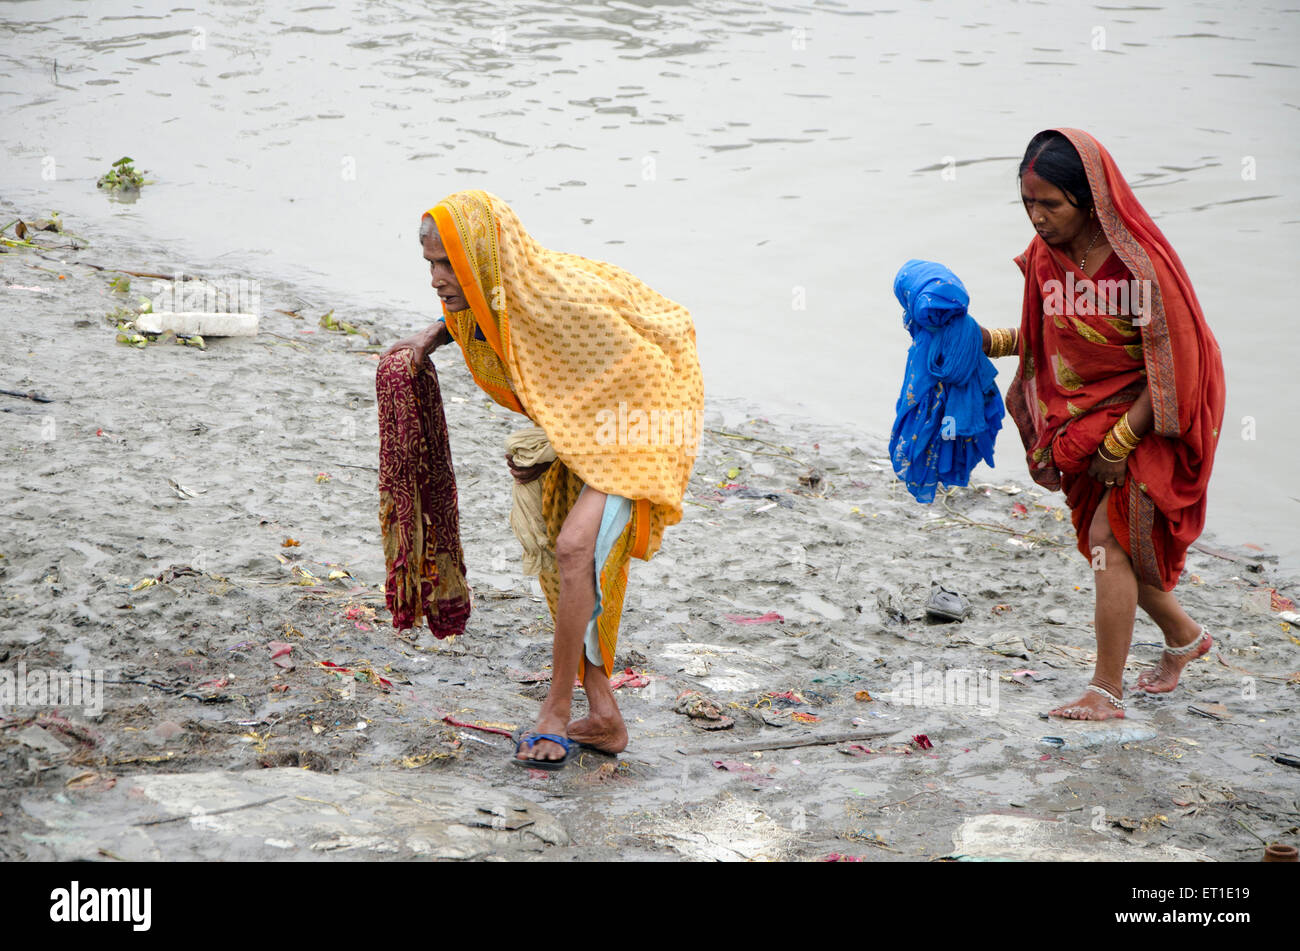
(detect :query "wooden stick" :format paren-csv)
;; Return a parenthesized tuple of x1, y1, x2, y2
(133, 794, 287, 827)
(0, 388, 53, 403)
(675, 728, 893, 756)
(1190, 541, 1270, 567)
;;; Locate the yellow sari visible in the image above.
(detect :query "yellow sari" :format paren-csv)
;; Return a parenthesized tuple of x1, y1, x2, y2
(427, 190, 704, 677)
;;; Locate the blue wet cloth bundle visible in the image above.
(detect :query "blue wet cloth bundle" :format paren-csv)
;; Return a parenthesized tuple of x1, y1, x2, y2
(889, 259, 1005, 503)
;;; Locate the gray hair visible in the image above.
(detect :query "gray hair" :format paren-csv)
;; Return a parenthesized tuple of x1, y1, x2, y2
(419, 214, 437, 242)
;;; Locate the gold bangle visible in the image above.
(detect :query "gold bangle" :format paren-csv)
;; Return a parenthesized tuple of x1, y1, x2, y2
(1097, 443, 1126, 464)
(1114, 412, 1141, 449)
(988, 327, 1017, 359)
(1102, 430, 1132, 460)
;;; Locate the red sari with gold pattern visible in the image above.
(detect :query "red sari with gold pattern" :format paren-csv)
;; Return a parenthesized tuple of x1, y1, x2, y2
(1005, 129, 1226, 591)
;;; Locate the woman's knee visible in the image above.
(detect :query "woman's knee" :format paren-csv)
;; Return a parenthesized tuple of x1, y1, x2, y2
(555, 524, 596, 574)
(1088, 519, 1116, 552)
(1087, 492, 1116, 551)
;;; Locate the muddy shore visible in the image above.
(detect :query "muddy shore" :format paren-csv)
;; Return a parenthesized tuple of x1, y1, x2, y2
(2, 212, 1297, 861)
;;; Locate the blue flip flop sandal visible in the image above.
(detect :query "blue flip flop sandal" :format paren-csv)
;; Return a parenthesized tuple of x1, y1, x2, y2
(511, 732, 576, 771)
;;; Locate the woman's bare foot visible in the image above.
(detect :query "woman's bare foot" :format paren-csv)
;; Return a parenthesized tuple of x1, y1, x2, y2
(1049, 684, 1126, 720)
(1135, 628, 1211, 694)
(567, 710, 628, 755)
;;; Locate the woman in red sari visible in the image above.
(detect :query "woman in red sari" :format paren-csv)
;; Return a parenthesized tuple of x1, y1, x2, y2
(980, 129, 1226, 720)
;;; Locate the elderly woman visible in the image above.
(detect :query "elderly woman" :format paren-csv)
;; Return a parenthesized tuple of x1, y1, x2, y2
(382, 190, 703, 766)
(979, 129, 1226, 720)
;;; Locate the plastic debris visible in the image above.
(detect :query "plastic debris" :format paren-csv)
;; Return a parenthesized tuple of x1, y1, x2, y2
(1039, 728, 1157, 750)
(724, 612, 784, 625)
(609, 668, 650, 689)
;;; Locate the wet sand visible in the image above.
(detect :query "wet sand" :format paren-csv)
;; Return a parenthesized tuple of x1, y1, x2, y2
(2, 218, 1298, 861)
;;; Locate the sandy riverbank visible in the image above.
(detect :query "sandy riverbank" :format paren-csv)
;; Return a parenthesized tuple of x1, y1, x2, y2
(2, 212, 1297, 861)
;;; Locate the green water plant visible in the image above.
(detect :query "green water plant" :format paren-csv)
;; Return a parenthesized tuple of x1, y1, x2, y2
(97, 157, 146, 191)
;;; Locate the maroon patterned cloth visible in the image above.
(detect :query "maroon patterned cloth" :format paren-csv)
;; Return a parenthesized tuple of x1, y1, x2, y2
(376, 349, 470, 638)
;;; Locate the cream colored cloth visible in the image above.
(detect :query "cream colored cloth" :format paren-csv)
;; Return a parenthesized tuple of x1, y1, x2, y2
(507, 426, 557, 575)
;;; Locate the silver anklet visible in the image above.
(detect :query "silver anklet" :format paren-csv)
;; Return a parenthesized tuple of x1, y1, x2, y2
(1162, 628, 1207, 657)
(1086, 684, 1125, 710)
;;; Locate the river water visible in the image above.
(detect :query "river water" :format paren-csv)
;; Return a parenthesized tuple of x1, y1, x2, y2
(3, 0, 1297, 564)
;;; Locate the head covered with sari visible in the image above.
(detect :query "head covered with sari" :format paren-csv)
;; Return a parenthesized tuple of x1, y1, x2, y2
(1006, 129, 1226, 589)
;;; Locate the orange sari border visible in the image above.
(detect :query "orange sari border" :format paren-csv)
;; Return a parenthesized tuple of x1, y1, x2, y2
(1056, 128, 1180, 437)
(426, 203, 526, 416)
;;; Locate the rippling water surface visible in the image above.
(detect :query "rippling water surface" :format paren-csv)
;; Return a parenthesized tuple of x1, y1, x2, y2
(3, 0, 1298, 561)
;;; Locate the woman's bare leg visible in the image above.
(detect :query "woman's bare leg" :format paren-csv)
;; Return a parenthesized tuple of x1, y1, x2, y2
(1134, 583, 1210, 692)
(1050, 489, 1133, 720)
(516, 487, 607, 763)
(568, 661, 629, 755)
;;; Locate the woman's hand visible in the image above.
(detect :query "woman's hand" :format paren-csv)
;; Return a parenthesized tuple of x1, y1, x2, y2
(506, 453, 552, 485)
(1088, 450, 1128, 489)
(382, 322, 449, 369)
(979, 325, 991, 356)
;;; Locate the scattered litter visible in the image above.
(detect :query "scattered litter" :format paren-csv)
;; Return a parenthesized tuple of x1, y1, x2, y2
(65, 771, 116, 791)
(167, 479, 200, 500)
(838, 744, 876, 757)
(712, 759, 757, 774)
(18, 725, 71, 755)
(854, 689, 874, 702)
(763, 709, 802, 727)
(724, 612, 784, 625)
(609, 668, 650, 689)
(1039, 727, 1157, 750)
(1110, 814, 1170, 833)
(440, 715, 513, 738)
(1187, 702, 1232, 721)
(950, 630, 1030, 659)
(925, 583, 968, 622)
(673, 690, 734, 730)
(811, 671, 861, 686)
(911, 734, 933, 750)
(267, 641, 294, 670)
(401, 748, 458, 769)
(843, 829, 900, 852)
(1011, 669, 1056, 685)
(318, 660, 392, 690)
(136, 310, 258, 337)
(758, 690, 811, 709)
